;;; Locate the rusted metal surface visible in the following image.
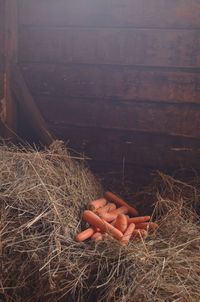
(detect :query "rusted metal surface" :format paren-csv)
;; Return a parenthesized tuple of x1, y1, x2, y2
(19, 0, 200, 29)
(17, 0, 200, 169)
(21, 64, 200, 104)
(34, 97, 200, 139)
(0, 0, 5, 131)
(1, 0, 18, 138)
(19, 27, 200, 68)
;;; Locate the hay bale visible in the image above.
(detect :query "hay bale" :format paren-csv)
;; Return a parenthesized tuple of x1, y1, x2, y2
(1, 143, 200, 302)
(0, 141, 102, 301)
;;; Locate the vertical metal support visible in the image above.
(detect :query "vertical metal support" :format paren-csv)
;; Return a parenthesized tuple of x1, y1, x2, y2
(3, 0, 18, 138)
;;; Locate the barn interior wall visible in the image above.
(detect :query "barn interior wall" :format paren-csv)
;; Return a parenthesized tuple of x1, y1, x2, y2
(0, 0, 4, 101)
(4, 0, 200, 184)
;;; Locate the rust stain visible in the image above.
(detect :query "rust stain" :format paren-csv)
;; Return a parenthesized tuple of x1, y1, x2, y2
(0, 97, 6, 123)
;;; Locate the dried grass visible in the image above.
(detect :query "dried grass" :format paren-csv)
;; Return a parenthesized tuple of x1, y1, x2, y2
(1, 143, 200, 302)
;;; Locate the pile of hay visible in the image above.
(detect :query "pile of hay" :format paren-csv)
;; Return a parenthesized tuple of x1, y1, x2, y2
(1, 142, 200, 302)
(0, 141, 102, 301)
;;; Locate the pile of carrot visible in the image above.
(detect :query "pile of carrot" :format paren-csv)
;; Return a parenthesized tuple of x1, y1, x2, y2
(76, 192, 158, 246)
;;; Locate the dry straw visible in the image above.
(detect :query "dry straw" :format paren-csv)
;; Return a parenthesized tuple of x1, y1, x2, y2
(1, 142, 200, 302)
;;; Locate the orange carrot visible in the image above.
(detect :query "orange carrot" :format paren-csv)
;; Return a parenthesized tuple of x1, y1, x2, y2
(135, 222, 158, 231)
(121, 223, 135, 246)
(99, 212, 117, 222)
(111, 219, 116, 226)
(101, 219, 123, 240)
(82, 210, 123, 240)
(103, 233, 109, 240)
(128, 216, 151, 224)
(114, 214, 128, 233)
(96, 203, 116, 215)
(76, 228, 95, 242)
(100, 206, 129, 222)
(88, 198, 107, 211)
(132, 229, 148, 239)
(104, 192, 138, 216)
(110, 206, 129, 216)
(91, 232, 103, 241)
(83, 210, 104, 229)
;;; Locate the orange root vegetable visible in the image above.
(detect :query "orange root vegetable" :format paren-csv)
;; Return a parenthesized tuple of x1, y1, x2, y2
(104, 191, 138, 216)
(82, 210, 123, 240)
(91, 232, 103, 241)
(83, 210, 105, 229)
(110, 206, 129, 216)
(121, 223, 135, 245)
(100, 206, 129, 222)
(103, 233, 109, 240)
(88, 198, 107, 211)
(135, 222, 158, 231)
(114, 214, 128, 233)
(111, 219, 116, 226)
(101, 219, 123, 240)
(96, 203, 116, 215)
(132, 229, 148, 239)
(76, 228, 95, 242)
(99, 212, 117, 222)
(128, 216, 151, 224)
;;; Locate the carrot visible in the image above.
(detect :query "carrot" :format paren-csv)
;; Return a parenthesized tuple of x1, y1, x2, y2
(128, 216, 151, 224)
(100, 206, 129, 222)
(111, 219, 116, 226)
(135, 222, 158, 231)
(76, 228, 95, 242)
(114, 214, 128, 233)
(82, 210, 123, 240)
(121, 223, 135, 246)
(96, 203, 116, 215)
(99, 212, 117, 222)
(132, 229, 148, 239)
(101, 219, 123, 240)
(88, 198, 107, 211)
(91, 232, 103, 241)
(82, 210, 104, 229)
(110, 206, 129, 216)
(103, 233, 109, 240)
(104, 192, 138, 216)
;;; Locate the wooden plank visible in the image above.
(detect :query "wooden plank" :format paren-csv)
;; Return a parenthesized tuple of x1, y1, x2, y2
(19, 27, 200, 68)
(21, 64, 200, 104)
(18, 0, 200, 29)
(35, 97, 200, 139)
(49, 125, 200, 169)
